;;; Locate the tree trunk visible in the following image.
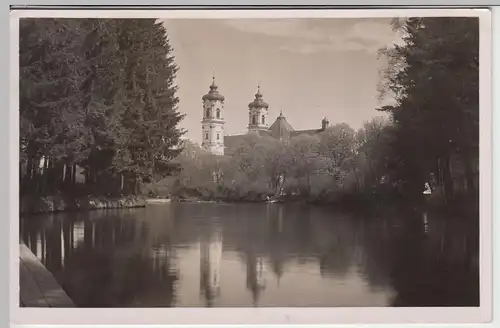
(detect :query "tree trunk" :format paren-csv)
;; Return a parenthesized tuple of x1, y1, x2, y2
(43, 157, 50, 193)
(38, 157, 45, 195)
(435, 157, 441, 189)
(19, 162, 23, 185)
(64, 163, 72, 187)
(85, 169, 90, 186)
(27, 156, 33, 180)
(54, 161, 63, 191)
(32, 156, 41, 194)
(306, 173, 311, 196)
(460, 148, 476, 196)
(133, 177, 139, 195)
(441, 154, 454, 203)
(88, 166, 94, 191)
(72, 165, 77, 185)
(62, 163, 67, 183)
(46, 158, 53, 192)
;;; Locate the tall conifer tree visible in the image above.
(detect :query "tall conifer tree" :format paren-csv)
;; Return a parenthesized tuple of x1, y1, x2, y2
(19, 18, 185, 196)
(378, 17, 479, 200)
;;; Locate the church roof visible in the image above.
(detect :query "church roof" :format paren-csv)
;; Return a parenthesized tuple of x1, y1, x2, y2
(224, 135, 247, 156)
(291, 129, 324, 137)
(268, 111, 294, 139)
(223, 112, 328, 156)
(202, 77, 225, 101)
(248, 86, 269, 109)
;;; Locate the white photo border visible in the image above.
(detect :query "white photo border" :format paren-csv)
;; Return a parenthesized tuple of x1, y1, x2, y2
(9, 7, 493, 326)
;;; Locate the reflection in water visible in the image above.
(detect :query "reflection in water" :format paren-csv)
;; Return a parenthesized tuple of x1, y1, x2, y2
(199, 228, 222, 306)
(245, 251, 266, 306)
(20, 202, 479, 307)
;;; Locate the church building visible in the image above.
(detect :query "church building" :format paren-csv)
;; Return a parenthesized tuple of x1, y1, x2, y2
(200, 77, 330, 156)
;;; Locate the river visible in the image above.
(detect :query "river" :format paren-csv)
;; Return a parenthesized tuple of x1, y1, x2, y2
(20, 202, 479, 307)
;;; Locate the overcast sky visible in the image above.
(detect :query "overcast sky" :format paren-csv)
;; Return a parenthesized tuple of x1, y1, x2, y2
(162, 18, 401, 144)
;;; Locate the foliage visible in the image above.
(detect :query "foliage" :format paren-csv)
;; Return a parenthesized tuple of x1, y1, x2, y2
(377, 17, 479, 202)
(19, 17, 479, 209)
(169, 17, 479, 206)
(170, 128, 363, 202)
(19, 18, 185, 197)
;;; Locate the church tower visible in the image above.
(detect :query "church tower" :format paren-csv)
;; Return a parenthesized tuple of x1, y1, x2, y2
(201, 75, 225, 156)
(247, 85, 269, 134)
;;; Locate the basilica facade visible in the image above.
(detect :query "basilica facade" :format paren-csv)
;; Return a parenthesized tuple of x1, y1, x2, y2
(200, 77, 330, 156)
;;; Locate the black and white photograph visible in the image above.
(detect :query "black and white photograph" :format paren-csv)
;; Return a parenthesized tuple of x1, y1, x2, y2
(10, 7, 492, 325)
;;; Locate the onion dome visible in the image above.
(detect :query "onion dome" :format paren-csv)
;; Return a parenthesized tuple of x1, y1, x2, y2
(202, 76, 225, 101)
(248, 85, 269, 109)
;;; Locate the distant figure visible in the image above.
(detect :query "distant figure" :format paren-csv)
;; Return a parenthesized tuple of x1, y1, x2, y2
(422, 211, 429, 233)
(423, 182, 432, 195)
(266, 196, 278, 203)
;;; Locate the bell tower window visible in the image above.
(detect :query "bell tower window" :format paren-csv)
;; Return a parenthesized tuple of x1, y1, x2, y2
(217, 133, 220, 140)
(216, 109, 220, 119)
(262, 115, 265, 125)
(252, 115, 257, 125)
(206, 108, 211, 119)
(205, 133, 209, 140)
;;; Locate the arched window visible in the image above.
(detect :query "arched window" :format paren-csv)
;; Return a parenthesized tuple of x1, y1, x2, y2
(205, 133, 209, 140)
(217, 133, 220, 140)
(262, 115, 265, 125)
(252, 115, 257, 125)
(216, 108, 220, 119)
(206, 108, 211, 118)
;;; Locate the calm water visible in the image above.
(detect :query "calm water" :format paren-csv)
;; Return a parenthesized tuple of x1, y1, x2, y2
(20, 202, 479, 307)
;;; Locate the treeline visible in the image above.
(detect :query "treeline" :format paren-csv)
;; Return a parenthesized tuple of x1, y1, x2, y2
(151, 118, 394, 203)
(152, 17, 479, 206)
(19, 17, 479, 207)
(377, 17, 479, 204)
(19, 18, 185, 197)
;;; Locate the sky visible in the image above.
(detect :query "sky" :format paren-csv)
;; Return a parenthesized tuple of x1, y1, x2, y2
(161, 18, 402, 144)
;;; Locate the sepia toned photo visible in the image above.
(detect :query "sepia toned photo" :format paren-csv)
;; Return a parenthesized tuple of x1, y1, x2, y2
(11, 7, 492, 325)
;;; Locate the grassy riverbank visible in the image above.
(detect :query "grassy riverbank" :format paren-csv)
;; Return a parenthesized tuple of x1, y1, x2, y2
(172, 187, 478, 220)
(20, 194, 146, 216)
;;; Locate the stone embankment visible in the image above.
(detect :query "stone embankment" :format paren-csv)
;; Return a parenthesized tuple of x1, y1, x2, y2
(19, 243, 74, 307)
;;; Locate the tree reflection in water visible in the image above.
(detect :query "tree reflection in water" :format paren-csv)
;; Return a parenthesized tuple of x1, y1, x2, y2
(357, 206, 479, 306)
(199, 228, 223, 307)
(20, 202, 479, 307)
(21, 208, 178, 307)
